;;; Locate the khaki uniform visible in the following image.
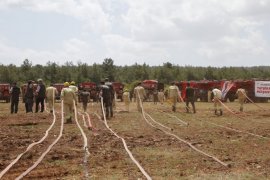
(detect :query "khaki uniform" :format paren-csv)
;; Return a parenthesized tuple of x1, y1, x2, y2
(134, 85, 146, 112)
(212, 88, 222, 115)
(168, 85, 180, 112)
(123, 91, 130, 112)
(207, 90, 212, 102)
(69, 85, 78, 101)
(61, 87, 77, 122)
(158, 91, 165, 104)
(46, 86, 58, 113)
(236, 88, 246, 112)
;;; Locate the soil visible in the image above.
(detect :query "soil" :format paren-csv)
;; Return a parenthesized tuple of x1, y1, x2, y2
(0, 100, 270, 179)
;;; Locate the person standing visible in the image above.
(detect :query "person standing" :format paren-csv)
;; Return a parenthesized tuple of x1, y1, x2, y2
(46, 83, 58, 113)
(153, 89, 158, 104)
(69, 81, 78, 94)
(236, 86, 247, 112)
(207, 89, 212, 102)
(105, 78, 115, 110)
(69, 81, 78, 101)
(10, 82, 21, 114)
(80, 89, 90, 112)
(35, 79, 46, 113)
(212, 87, 223, 115)
(99, 80, 113, 119)
(134, 82, 146, 112)
(122, 89, 130, 112)
(185, 82, 196, 113)
(158, 89, 165, 104)
(168, 82, 180, 112)
(25, 80, 34, 113)
(61, 82, 77, 123)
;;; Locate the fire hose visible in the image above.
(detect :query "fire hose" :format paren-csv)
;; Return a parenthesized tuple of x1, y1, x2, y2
(97, 97, 152, 180)
(73, 101, 90, 179)
(217, 99, 245, 120)
(137, 93, 229, 168)
(15, 100, 65, 180)
(242, 93, 266, 111)
(0, 99, 57, 179)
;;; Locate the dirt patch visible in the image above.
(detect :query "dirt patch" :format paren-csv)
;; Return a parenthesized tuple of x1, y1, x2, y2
(0, 101, 270, 179)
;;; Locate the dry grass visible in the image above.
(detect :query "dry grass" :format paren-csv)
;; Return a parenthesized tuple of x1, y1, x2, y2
(0, 100, 270, 179)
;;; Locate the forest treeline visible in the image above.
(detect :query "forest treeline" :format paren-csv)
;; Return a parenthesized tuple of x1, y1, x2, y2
(1, 58, 270, 85)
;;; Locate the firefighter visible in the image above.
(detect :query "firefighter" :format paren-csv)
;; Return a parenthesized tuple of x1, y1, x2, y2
(10, 82, 21, 114)
(153, 88, 158, 104)
(69, 81, 78, 94)
(80, 88, 90, 112)
(212, 87, 223, 115)
(99, 80, 113, 119)
(61, 82, 77, 123)
(207, 89, 212, 102)
(35, 79, 46, 113)
(158, 89, 165, 104)
(236, 86, 247, 112)
(134, 82, 146, 112)
(46, 83, 58, 113)
(123, 88, 130, 112)
(168, 82, 180, 112)
(185, 82, 196, 113)
(25, 80, 34, 113)
(104, 78, 115, 109)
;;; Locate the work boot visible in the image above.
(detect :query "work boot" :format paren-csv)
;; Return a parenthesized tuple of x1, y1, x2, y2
(220, 110, 223, 116)
(172, 106, 176, 112)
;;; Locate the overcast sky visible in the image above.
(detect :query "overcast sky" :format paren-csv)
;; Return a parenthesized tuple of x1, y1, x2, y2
(0, 0, 270, 67)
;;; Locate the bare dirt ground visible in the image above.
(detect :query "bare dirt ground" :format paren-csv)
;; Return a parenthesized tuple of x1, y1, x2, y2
(0, 99, 270, 179)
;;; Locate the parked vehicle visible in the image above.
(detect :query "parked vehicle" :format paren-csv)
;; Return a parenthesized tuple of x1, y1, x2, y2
(112, 82, 124, 101)
(175, 81, 199, 101)
(196, 80, 222, 102)
(223, 80, 269, 102)
(0, 83, 10, 103)
(53, 83, 65, 100)
(78, 82, 98, 102)
(142, 80, 164, 101)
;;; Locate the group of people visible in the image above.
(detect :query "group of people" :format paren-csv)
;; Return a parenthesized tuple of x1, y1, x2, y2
(131, 81, 247, 116)
(10, 79, 47, 114)
(8, 79, 248, 122)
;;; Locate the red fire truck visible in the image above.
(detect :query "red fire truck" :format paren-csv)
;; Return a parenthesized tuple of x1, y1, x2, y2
(175, 81, 199, 101)
(196, 80, 222, 102)
(53, 83, 64, 100)
(142, 80, 164, 101)
(0, 83, 10, 103)
(222, 80, 269, 102)
(112, 82, 124, 101)
(78, 82, 98, 102)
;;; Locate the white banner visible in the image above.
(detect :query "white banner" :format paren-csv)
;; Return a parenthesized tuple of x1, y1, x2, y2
(255, 81, 270, 97)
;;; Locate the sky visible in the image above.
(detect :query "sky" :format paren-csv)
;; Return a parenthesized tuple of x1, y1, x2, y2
(0, 0, 270, 67)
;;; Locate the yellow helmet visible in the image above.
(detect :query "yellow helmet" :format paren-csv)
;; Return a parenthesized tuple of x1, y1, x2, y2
(64, 82, 70, 87)
(70, 81, 75, 85)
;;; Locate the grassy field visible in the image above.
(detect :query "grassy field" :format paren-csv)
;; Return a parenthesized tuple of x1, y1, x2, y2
(0, 100, 270, 179)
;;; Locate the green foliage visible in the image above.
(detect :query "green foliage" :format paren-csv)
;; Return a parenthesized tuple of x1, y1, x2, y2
(1, 59, 270, 87)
